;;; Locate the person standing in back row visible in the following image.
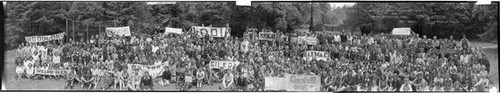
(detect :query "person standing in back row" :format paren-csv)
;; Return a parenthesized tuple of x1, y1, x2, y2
(460, 35, 469, 50)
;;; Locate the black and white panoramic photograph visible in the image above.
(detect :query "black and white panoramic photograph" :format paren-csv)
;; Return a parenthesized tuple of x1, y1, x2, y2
(3, 1, 499, 92)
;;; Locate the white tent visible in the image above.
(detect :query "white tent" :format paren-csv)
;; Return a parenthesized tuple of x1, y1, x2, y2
(391, 27, 413, 35)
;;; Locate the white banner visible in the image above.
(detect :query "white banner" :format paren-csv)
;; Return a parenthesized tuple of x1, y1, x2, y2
(303, 51, 330, 61)
(265, 74, 321, 91)
(165, 27, 183, 34)
(290, 36, 318, 45)
(209, 60, 240, 69)
(25, 32, 65, 43)
(106, 26, 131, 37)
(258, 32, 276, 41)
(127, 63, 167, 78)
(300, 36, 319, 45)
(192, 26, 230, 38)
(34, 68, 70, 75)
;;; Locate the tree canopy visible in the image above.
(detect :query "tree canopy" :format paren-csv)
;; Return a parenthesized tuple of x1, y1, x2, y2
(4, 2, 498, 49)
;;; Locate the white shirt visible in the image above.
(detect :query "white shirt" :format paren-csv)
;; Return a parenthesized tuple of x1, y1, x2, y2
(152, 45, 159, 53)
(53, 56, 61, 64)
(419, 86, 430, 91)
(16, 66, 25, 74)
(371, 86, 379, 91)
(334, 35, 341, 42)
(368, 37, 375, 45)
(400, 83, 413, 92)
(26, 66, 34, 75)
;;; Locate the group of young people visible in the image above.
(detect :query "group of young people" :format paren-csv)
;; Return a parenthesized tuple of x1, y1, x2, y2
(13, 28, 492, 92)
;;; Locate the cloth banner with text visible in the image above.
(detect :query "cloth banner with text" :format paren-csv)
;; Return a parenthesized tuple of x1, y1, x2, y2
(165, 27, 183, 34)
(25, 32, 65, 43)
(300, 36, 319, 45)
(209, 60, 240, 69)
(265, 74, 321, 91)
(290, 36, 318, 45)
(127, 63, 167, 78)
(106, 26, 131, 37)
(258, 32, 276, 41)
(303, 51, 330, 61)
(192, 26, 230, 38)
(34, 68, 70, 76)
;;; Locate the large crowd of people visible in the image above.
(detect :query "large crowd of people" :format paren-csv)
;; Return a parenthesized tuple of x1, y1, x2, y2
(13, 28, 492, 92)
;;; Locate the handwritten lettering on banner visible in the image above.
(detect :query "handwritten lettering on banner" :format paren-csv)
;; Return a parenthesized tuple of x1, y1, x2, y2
(265, 74, 321, 91)
(192, 26, 230, 38)
(127, 63, 166, 78)
(209, 60, 240, 69)
(25, 32, 66, 43)
(300, 36, 319, 45)
(258, 32, 276, 41)
(34, 68, 70, 75)
(106, 26, 131, 37)
(303, 51, 330, 61)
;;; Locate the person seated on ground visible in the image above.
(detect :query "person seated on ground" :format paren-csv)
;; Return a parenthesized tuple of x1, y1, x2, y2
(81, 70, 95, 90)
(99, 68, 114, 90)
(221, 70, 235, 91)
(140, 71, 154, 91)
(90, 65, 100, 89)
(196, 68, 205, 88)
(399, 77, 413, 92)
(15, 58, 25, 79)
(473, 69, 489, 92)
(120, 68, 129, 90)
(65, 69, 76, 89)
(113, 68, 123, 90)
(126, 71, 140, 91)
(160, 66, 171, 87)
(184, 68, 194, 91)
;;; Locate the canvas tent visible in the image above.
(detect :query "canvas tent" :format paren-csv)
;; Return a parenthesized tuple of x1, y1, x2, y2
(391, 27, 413, 35)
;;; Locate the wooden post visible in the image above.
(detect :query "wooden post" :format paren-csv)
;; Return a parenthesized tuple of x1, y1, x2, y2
(86, 23, 89, 42)
(98, 23, 101, 39)
(72, 21, 75, 42)
(226, 23, 230, 38)
(65, 18, 68, 44)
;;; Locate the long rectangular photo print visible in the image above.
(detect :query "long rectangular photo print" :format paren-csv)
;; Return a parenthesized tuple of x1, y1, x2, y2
(3, 1, 499, 92)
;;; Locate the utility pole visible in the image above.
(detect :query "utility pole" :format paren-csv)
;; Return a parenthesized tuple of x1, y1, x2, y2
(309, 2, 314, 32)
